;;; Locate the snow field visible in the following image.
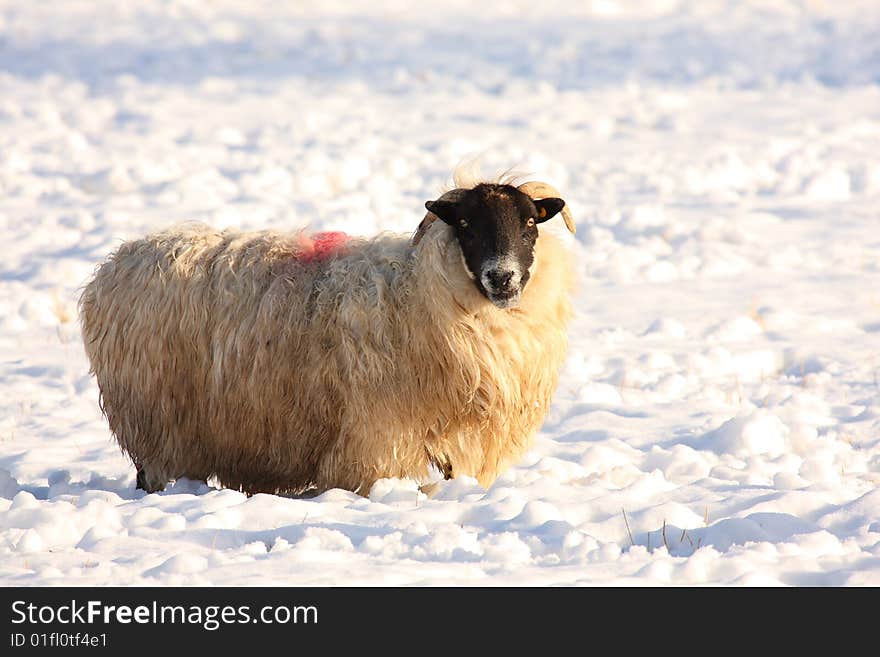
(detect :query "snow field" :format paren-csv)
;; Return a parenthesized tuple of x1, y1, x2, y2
(1, 0, 879, 585)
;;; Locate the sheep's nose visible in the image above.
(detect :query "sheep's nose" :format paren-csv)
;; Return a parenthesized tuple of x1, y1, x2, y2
(485, 268, 515, 290)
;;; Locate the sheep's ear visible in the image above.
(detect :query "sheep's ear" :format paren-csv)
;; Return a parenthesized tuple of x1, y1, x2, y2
(533, 198, 566, 224)
(424, 200, 458, 226)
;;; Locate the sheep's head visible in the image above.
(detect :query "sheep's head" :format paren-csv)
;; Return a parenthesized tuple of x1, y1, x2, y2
(420, 182, 572, 309)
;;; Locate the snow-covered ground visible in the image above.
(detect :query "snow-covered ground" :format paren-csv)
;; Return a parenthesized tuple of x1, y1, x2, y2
(1, 0, 879, 585)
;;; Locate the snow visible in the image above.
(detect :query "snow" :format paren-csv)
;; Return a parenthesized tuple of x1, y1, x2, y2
(1, 0, 879, 586)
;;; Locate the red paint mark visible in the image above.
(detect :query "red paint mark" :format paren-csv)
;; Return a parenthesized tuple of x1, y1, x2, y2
(297, 231, 349, 262)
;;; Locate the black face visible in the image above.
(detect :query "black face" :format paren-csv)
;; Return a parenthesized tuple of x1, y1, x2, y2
(425, 184, 566, 308)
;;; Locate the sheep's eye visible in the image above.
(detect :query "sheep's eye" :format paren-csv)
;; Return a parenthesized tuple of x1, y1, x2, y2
(459, 219, 468, 228)
(526, 217, 536, 228)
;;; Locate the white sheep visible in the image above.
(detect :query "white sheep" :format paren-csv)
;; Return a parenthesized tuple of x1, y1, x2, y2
(79, 171, 575, 495)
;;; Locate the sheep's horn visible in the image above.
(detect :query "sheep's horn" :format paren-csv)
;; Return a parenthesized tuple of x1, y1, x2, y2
(516, 181, 575, 234)
(412, 188, 468, 246)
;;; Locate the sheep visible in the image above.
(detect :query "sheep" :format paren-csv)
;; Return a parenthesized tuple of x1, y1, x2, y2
(78, 171, 576, 496)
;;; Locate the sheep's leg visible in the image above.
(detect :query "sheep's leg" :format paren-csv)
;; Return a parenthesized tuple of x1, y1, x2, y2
(135, 465, 168, 493)
(426, 450, 454, 480)
(440, 460, 454, 480)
